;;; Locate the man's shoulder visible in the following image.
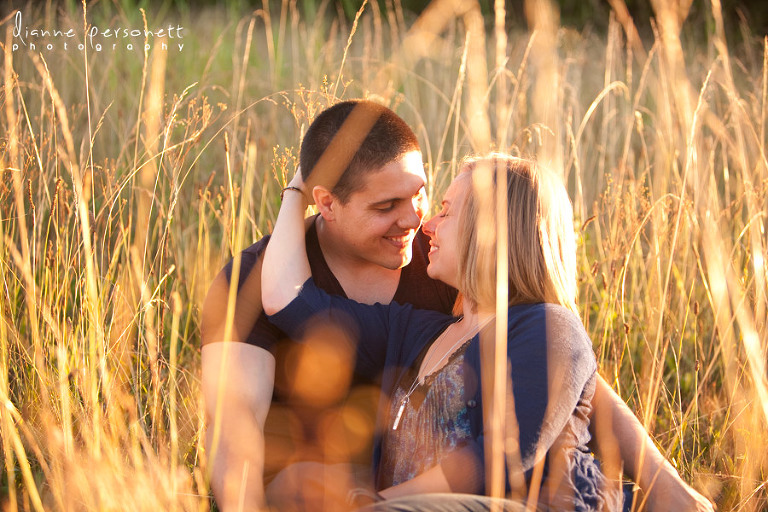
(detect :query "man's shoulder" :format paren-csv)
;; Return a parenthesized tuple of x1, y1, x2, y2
(222, 236, 270, 284)
(224, 218, 323, 284)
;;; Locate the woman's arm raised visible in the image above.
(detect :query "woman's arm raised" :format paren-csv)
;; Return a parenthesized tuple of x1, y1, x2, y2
(261, 173, 310, 316)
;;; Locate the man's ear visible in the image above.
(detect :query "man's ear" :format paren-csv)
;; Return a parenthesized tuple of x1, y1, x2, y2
(313, 186, 337, 221)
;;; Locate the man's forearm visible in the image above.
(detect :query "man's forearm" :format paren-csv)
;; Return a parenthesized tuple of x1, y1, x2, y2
(201, 344, 276, 512)
(206, 422, 265, 512)
(207, 423, 266, 511)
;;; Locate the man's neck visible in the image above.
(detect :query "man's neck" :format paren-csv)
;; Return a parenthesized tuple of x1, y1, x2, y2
(316, 217, 402, 305)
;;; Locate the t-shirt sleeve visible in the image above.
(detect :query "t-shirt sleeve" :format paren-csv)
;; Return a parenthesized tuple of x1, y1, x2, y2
(201, 236, 287, 353)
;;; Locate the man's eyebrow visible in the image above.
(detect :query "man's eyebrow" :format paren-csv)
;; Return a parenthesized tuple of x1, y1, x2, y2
(369, 188, 425, 207)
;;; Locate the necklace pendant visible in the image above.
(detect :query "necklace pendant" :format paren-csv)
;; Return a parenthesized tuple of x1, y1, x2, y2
(392, 397, 408, 430)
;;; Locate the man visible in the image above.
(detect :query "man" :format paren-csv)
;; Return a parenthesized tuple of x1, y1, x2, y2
(201, 100, 713, 511)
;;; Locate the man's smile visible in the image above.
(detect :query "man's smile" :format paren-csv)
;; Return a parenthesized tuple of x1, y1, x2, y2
(383, 232, 414, 248)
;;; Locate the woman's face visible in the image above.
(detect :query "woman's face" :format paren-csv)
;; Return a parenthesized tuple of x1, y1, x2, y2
(422, 173, 471, 289)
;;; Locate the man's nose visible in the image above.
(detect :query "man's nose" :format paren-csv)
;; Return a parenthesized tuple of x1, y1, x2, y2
(399, 201, 422, 229)
(401, 206, 422, 229)
(398, 196, 424, 229)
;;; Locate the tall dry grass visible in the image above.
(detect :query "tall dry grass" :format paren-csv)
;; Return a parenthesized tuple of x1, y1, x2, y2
(0, 0, 766, 510)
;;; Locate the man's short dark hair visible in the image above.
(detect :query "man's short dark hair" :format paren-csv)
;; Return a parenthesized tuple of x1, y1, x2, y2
(300, 100, 421, 203)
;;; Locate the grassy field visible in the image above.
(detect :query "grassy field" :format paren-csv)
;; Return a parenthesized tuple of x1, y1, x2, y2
(1, 0, 766, 510)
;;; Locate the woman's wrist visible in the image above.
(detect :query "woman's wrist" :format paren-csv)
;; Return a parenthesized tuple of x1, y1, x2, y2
(280, 186, 305, 201)
(279, 186, 308, 209)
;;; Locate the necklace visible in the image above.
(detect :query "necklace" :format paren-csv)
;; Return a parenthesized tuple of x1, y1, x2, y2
(392, 315, 494, 430)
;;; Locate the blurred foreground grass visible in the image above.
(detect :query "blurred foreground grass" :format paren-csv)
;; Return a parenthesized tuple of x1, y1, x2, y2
(1, 0, 766, 509)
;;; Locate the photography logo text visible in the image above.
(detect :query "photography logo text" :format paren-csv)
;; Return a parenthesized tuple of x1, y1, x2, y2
(11, 11, 185, 54)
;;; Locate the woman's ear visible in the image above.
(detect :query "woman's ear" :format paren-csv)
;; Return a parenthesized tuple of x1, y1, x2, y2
(313, 186, 336, 221)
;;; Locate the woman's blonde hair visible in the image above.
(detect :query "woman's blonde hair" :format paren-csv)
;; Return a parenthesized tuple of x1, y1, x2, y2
(455, 154, 578, 315)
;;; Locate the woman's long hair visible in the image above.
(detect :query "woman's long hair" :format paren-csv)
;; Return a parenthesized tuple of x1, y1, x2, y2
(455, 154, 578, 314)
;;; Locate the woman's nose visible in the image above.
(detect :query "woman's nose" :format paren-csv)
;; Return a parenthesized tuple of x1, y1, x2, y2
(423, 215, 437, 236)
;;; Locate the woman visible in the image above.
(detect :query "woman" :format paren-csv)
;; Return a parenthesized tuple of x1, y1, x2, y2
(262, 154, 622, 511)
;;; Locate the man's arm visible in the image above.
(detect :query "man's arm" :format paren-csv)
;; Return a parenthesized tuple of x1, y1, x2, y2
(201, 267, 274, 511)
(590, 375, 715, 512)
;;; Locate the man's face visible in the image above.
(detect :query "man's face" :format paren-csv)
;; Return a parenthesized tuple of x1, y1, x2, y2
(329, 150, 428, 270)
